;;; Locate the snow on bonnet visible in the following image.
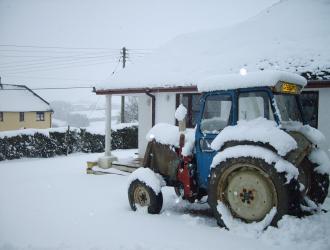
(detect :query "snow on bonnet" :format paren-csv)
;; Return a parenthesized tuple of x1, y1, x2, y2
(309, 148, 330, 175)
(282, 121, 326, 146)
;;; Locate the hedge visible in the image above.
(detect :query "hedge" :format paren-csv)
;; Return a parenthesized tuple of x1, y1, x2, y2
(0, 126, 138, 161)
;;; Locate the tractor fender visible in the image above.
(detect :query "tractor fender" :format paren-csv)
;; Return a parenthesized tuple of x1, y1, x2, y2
(211, 145, 299, 183)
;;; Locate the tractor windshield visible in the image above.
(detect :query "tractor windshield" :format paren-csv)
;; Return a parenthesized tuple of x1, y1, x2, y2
(273, 94, 303, 123)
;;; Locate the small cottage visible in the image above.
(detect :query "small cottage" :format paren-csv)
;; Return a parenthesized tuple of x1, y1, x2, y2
(0, 84, 53, 131)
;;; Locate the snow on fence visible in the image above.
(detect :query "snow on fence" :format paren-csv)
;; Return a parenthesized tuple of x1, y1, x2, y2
(0, 125, 138, 161)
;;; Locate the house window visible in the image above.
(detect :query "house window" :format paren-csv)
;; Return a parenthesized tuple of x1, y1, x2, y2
(36, 112, 45, 121)
(176, 93, 201, 128)
(0, 112, 3, 122)
(300, 91, 319, 128)
(19, 112, 25, 122)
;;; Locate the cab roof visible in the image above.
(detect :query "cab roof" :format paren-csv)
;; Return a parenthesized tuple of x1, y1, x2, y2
(197, 70, 307, 92)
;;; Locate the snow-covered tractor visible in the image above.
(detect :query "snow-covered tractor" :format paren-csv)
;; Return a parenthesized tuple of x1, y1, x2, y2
(127, 71, 330, 228)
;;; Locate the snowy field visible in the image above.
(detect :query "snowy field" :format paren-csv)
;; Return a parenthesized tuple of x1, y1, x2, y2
(0, 150, 329, 250)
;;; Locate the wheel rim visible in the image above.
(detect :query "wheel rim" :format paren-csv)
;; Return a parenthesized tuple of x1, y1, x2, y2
(133, 184, 151, 207)
(218, 165, 277, 222)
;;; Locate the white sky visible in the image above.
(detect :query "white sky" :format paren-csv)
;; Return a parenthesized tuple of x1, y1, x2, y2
(0, 0, 278, 106)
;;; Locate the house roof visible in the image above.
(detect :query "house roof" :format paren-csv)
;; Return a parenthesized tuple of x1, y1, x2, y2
(95, 0, 330, 94)
(0, 84, 52, 112)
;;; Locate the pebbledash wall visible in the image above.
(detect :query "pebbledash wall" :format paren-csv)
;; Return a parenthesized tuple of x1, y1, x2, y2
(0, 111, 52, 131)
(137, 89, 330, 158)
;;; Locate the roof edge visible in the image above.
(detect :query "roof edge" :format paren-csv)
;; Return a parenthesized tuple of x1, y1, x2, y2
(95, 86, 198, 95)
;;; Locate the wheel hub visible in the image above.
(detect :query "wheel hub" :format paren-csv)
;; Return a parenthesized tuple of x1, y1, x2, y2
(134, 185, 150, 207)
(239, 188, 255, 204)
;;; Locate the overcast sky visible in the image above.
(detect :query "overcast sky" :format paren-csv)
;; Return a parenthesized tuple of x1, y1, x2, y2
(0, 0, 278, 105)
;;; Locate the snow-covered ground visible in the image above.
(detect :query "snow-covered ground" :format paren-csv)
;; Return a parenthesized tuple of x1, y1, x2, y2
(0, 151, 329, 250)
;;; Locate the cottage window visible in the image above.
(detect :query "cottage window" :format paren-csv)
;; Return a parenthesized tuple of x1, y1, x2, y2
(0, 112, 3, 122)
(176, 93, 201, 128)
(36, 112, 45, 121)
(300, 91, 319, 128)
(19, 112, 25, 122)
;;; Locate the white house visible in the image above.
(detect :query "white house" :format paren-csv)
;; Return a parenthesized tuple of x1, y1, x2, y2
(94, 0, 330, 167)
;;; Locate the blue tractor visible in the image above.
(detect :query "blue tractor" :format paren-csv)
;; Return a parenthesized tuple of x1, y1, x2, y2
(128, 72, 329, 228)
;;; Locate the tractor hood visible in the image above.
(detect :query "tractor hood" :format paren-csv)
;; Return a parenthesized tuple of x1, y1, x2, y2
(285, 131, 312, 166)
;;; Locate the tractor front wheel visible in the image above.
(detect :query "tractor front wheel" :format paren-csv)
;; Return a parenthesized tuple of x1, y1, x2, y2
(128, 179, 163, 214)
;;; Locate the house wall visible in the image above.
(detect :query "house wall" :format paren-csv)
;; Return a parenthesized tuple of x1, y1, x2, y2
(0, 111, 52, 131)
(138, 93, 176, 157)
(155, 93, 176, 124)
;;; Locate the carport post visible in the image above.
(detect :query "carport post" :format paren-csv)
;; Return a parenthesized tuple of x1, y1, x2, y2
(98, 94, 117, 169)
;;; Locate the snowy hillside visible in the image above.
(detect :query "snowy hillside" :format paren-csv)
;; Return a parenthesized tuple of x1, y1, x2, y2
(98, 0, 330, 90)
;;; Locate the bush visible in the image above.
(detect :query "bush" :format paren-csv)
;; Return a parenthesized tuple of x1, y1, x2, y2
(0, 126, 138, 161)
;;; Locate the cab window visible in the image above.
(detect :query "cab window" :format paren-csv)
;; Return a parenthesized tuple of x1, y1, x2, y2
(200, 95, 232, 134)
(238, 91, 274, 121)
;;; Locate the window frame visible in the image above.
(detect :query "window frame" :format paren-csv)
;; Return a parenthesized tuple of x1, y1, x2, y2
(238, 90, 275, 122)
(175, 93, 201, 128)
(299, 91, 319, 128)
(19, 112, 25, 122)
(36, 111, 45, 121)
(199, 92, 234, 134)
(0, 112, 3, 122)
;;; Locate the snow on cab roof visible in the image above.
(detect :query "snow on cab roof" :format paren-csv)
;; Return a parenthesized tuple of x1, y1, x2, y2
(197, 70, 307, 92)
(0, 84, 52, 112)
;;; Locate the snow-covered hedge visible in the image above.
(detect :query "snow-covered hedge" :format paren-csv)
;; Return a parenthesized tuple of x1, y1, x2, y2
(0, 126, 138, 161)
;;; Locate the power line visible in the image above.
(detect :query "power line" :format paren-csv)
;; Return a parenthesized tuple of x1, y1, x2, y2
(1, 75, 99, 82)
(0, 44, 155, 52)
(0, 86, 93, 90)
(0, 44, 120, 51)
(0, 55, 121, 71)
(1, 58, 120, 74)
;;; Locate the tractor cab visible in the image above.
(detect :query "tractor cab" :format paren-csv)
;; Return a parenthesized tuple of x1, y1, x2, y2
(195, 81, 305, 189)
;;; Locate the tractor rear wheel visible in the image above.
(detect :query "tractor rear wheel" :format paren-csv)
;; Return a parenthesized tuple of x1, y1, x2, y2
(128, 179, 163, 214)
(208, 157, 300, 228)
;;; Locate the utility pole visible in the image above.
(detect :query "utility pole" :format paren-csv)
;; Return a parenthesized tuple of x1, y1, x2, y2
(122, 47, 127, 69)
(120, 47, 127, 123)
